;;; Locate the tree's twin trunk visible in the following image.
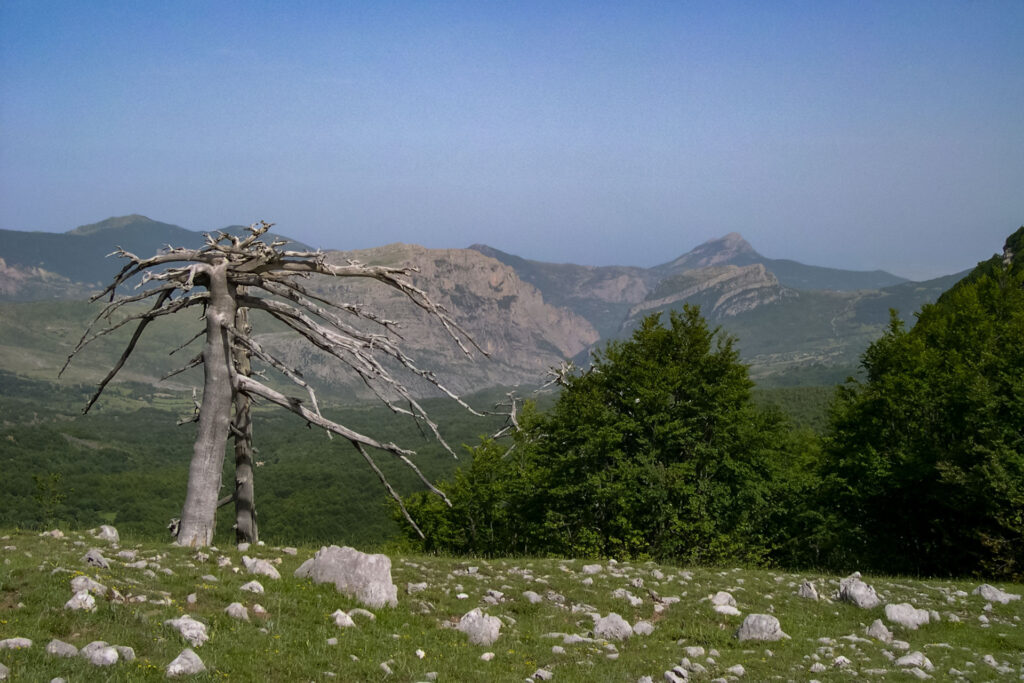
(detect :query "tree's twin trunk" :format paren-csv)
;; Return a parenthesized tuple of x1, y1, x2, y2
(232, 304, 258, 543)
(177, 262, 236, 547)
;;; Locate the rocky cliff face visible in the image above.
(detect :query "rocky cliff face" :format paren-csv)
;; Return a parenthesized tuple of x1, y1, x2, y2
(261, 244, 600, 394)
(623, 264, 787, 329)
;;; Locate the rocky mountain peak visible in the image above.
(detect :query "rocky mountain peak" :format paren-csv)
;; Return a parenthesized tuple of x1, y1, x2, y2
(659, 232, 762, 273)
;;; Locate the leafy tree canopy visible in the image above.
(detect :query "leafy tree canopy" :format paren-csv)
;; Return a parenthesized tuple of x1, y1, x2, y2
(822, 227, 1024, 578)
(406, 306, 811, 564)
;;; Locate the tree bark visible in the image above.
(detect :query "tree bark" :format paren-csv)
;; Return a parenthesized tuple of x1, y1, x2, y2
(177, 262, 236, 547)
(232, 303, 258, 543)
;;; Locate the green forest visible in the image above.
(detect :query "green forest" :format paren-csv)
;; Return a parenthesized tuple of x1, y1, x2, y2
(2, 227, 1022, 581)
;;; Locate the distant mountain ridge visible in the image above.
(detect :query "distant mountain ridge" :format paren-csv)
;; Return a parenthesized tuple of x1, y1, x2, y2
(0, 215, 977, 389)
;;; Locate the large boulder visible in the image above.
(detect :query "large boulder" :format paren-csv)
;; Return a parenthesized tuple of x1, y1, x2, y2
(972, 584, 1021, 605)
(593, 612, 633, 641)
(294, 545, 398, 609)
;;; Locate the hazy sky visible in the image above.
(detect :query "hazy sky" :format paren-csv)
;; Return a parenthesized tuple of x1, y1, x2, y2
(2, 2, 1022, 280)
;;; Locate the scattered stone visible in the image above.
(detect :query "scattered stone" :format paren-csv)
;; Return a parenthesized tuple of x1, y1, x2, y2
(253, 604, 268, 617)
(166, 648, 206, 677)
(665, 666, 688, 682)
(164, 615, 209, 647)
(710, 591, 736, 606)
(46, 639, 78, 657)
(735, 614, 789, 642)
(242, 555, 281, 580)
(533, 668, 554, 680)
(581, 564, 603, 574)
(832, 655, 852, 668)
(237, 542, 251, 552)
(594, 613, 632, 641)
(866, 619, 893, 642)
(480, 652, 495, 661)
(726, 664, 745, 676)
(0, 638, 32, 650)
(713, 604, 741, 616)
(634, 620, 655, 636)
(972, 584, 1021, 605)
(407, 582, 428, 595)
(81, 641, 119, 666)
(92, 525, 119, 543)
(523, 590, 543, 604)
(982, 654, 1014, 675)
(82, 549, 110, 569)
(885, 602, 930, 630)
(896, 652, 934, 671)
(837, 574, 880, 609)
(332, 609, 356, 628)
(457, 608, 502, 645)
(797, 581, 819, 600)
(71, 575, 107, 596)
(43, 529, 65, 539)
(64, 589, 97, 612)
(116, 645, 136, 662)
(240, 580, 264, 594)
(295, 545, 398, 608)
(225, 602, 249, 621)
(683, 646, 705, 658)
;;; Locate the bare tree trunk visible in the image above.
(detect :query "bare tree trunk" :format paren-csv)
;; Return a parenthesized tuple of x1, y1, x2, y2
(232, 303, 258, 544)
(177, 262, 236, 547)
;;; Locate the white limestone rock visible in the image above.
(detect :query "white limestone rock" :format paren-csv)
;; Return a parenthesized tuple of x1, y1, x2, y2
(81, 549, 110, 570)
(242, 555, 281, 580)
(885, 602, 930, 630)
(896, 651, 934, 671)
(164, 615, 209, 648)
(224, 602, 249, 621)
(240, 580, 264, 594)
(92, 525, 119, 544)
(0, 638, 32, 650)
(332, 609, 356, 628)
(837, 574, 880, 609)
(797, 581, 819, 600)
(166, 648, 206, 677)
(295, 545, 398, 608)
(64, 589, 97, 612)
(865, 619, 893, 642)
(46, 639, 78, 657)
(594, 612, 633, 641)
(972, 584, 1021, 605)
(457, 608, 502, 645)
(70, 575, 107, 596)
(735, 614, 790, 642)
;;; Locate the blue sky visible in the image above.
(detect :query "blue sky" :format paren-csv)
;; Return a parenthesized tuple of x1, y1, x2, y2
(1, 1, 1022, 280)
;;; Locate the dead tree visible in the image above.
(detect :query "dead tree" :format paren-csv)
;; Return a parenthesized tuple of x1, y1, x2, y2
(61, 222, 483, 547)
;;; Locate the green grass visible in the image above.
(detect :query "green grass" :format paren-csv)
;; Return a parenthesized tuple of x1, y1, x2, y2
(2, 529, 1022, 681)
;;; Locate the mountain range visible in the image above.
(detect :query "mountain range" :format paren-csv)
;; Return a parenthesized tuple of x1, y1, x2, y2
(0, 215, 974, 394)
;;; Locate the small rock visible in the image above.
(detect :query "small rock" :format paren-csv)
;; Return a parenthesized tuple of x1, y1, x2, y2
(972, 584, 1021, 605)
(407, 582, 428, 595)
(0, 638, 32, 650)
(242, 555, 281, 580)
(594, 612, 632, 640)
(735, 614, 789, 642)
(837, 574, 880, 609)
(480, 652, 495, 661)
(64, 589, 97, 612)
(634, 620, 655, 636)
(885, 602, 930, 630)
(164, 615, 209, 647)
(225, 602, 249, 621)
(726, 664, 745, 676)
(683, 646, 705, 658)
(896, 651, 934, 671)
(523, 590, 543, 604)
(93, 525, 119, 543)
(240, 580, 264, 594)
(866, 618, 893, 642)
(71, 575, 107, 596)
(166, 648, 206, 677)
(457, 608, 502, 645)
(46, 639, 78, 657)
(82, 549, 110, 569)
(80, 641, 118, 666)
(332, 609, 356, 628)
(832, 655, 852, 668)
(797, 581, 819, 600)
(533, 668, 554, 680)
(116, 645, 136, 662)
(710, 591, 736, 606)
